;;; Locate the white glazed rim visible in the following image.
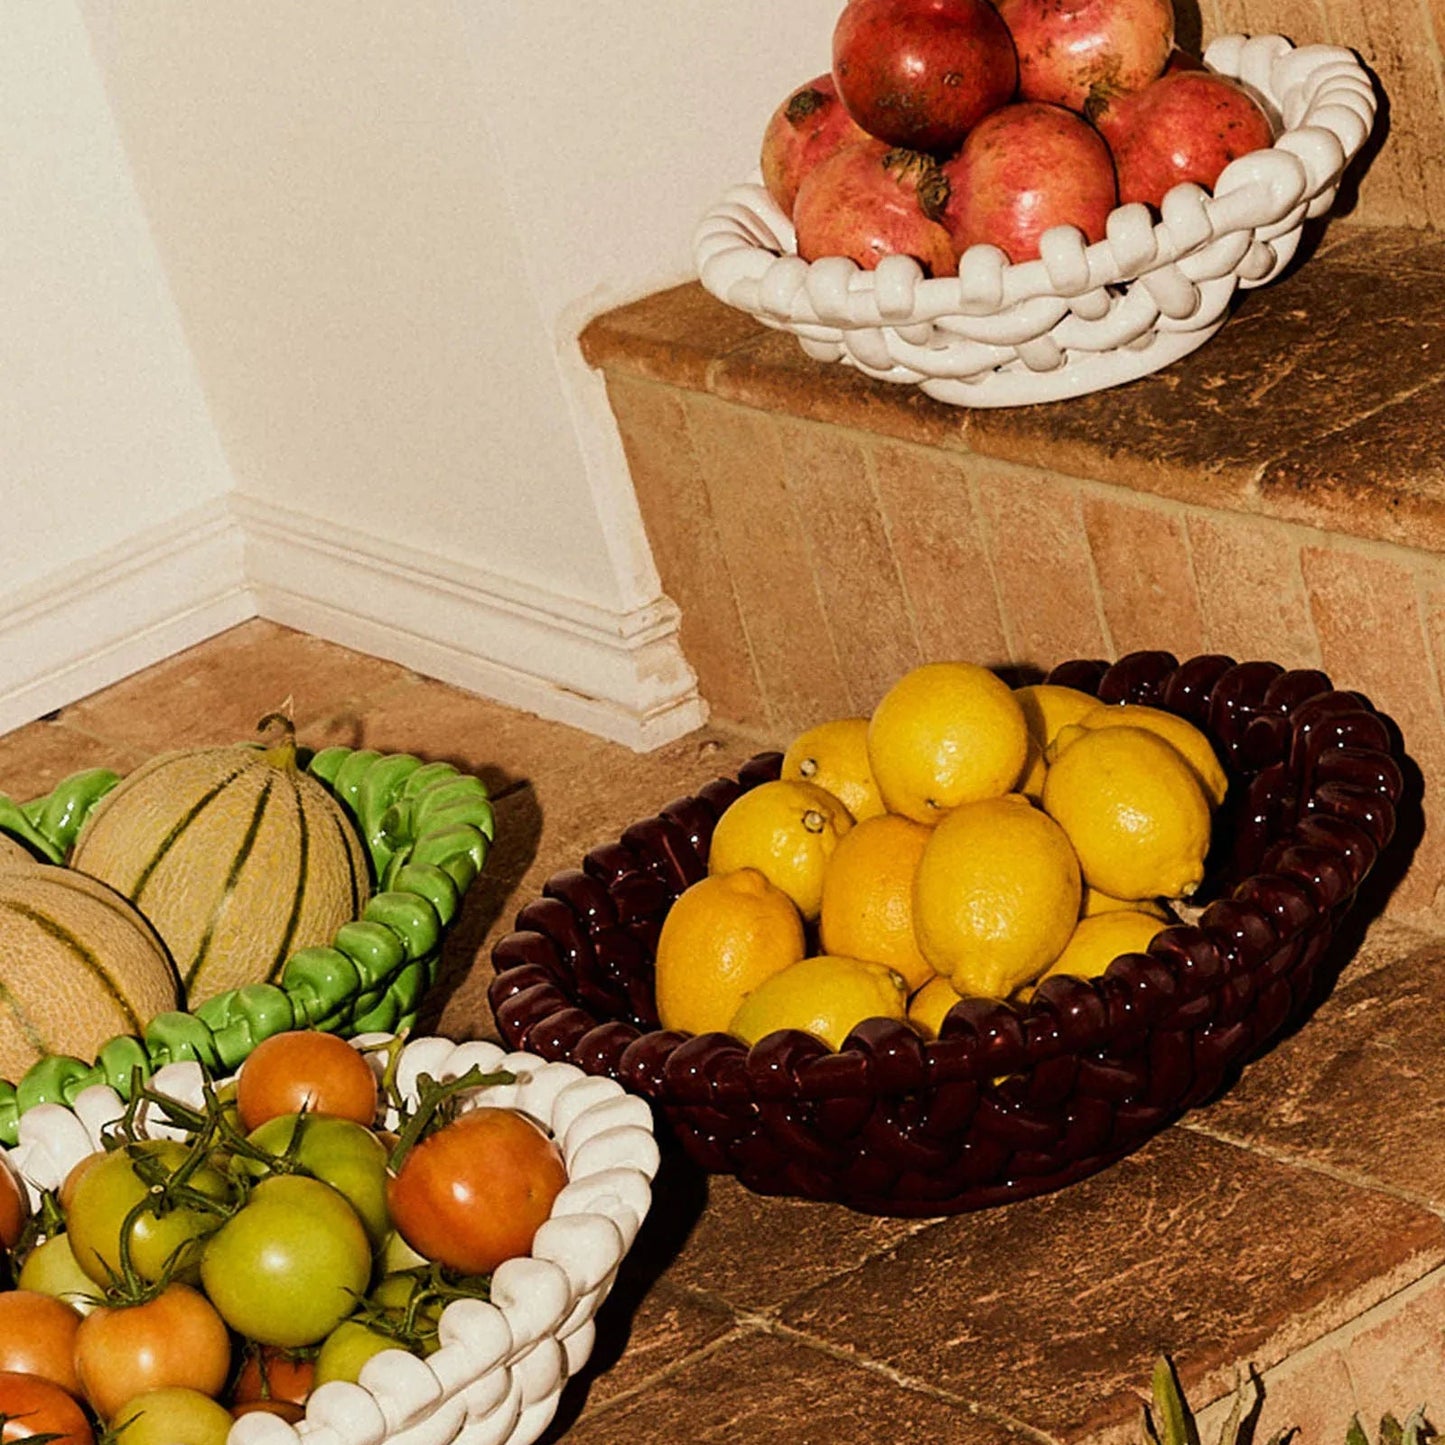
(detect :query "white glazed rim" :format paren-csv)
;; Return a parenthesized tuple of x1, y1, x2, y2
(2, 1035, 660, 1445)
(692, 35, 1377, 406)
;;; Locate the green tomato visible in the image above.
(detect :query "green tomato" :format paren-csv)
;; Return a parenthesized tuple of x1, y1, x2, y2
(242, 1113, 391, 1250)
(111, 1387, 234, 1445)
(367, 1270, 443, 1354)
(313, 1319, 402, 1387)
(200, 1175, 371, 1348)
(16, 1233, 105, 1314)
(65, 1141, 231, 1289)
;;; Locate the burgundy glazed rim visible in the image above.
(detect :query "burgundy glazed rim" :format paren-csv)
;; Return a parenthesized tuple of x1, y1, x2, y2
(488, 652, 1406, 1217)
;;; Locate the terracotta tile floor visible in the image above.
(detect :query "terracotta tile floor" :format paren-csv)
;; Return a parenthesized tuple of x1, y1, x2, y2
(7, 619, 1445, 1444)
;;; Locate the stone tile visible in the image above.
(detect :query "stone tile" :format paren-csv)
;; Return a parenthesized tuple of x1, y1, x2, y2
(711, 326, 972, 453)
(1321, 0, 1445, 229)
(1315, 224, 1445, 274)
(776, 1128, 1445, 1443)
(607, 377, 771, 733)
(658, 1172, 934, 1316)
(578, 281, 773, 393)
(1193, 1341, 1358, 1445)
(968, 252, 1445, 514)
(1191, 940, 1445, 1206)
(973, 463, 1111, 671)
(869, 441, 1011, 667)
(1299, 543, 1444, 919)
(1185, 511, 1321, 669)
(0, 720, 150, 804)
(1339, 1267, 1445, 1433)
(549, 1279, 735, 1430)
(319, 669, 615, 800)
(775, 418, 922, 715)
(1081, 491, 1207, 660)
(1260, 376, 1445, 556)
(686, 395, 855, 734)
(59, 619, 416, 752)
(555, 1328, 1021, 1445)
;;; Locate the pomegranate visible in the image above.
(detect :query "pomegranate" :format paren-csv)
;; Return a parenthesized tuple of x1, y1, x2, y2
(760, 74, 873, 217)
(1163, 47, 1205, 74)
(793, 141, 957, 277)
(1094, 69, 1276, 210)
(832, 0, 1019, 155)
(994, 0, 1174, 113)
(941, 102, 1118, 263)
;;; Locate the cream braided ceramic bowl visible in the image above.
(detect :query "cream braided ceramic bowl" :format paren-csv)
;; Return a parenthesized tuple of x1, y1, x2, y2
(694, 35, 1376, 407)
(2, 1034, 659, 1445)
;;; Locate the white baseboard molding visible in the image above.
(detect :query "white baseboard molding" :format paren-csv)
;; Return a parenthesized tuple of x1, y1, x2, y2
(0, 500, 253, 735)
(235, 497, 708, 752)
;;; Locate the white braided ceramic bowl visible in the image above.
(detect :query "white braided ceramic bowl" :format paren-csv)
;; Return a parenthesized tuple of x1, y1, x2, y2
(1, 1035, 660, 1445)
(694, 35, 1376, 407)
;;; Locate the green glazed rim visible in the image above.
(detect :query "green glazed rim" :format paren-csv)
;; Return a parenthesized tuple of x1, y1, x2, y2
(0, 745, 494, 1145)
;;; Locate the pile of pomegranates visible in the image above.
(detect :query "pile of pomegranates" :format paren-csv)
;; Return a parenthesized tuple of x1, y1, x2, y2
(761, 0, 1277, 274)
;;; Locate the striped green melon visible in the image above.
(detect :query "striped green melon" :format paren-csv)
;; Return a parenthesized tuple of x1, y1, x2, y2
(0, 863, 180, 1084)
(69, 730, 370, 1008)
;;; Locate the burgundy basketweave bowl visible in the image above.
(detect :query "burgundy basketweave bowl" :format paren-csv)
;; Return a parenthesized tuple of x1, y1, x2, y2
(488, 652, 1406, 1217)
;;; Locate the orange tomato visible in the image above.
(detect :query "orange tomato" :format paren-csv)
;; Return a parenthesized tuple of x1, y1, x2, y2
(0, 1371, 94, 1445)
(386, 1107, 567, 1275)
(236, 1031, 378, 1132)
(0, 1164, 26, 1250)
(0, 1292, 85, 1397)
(230, 1346, 314, 1410)
(74, 1283, 230, 1422)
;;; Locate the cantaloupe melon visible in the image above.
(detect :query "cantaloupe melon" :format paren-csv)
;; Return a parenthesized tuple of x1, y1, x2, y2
(0, 834, 34, 868)
(70, 729, 370, 1008)
(0, 863, 180, 1083)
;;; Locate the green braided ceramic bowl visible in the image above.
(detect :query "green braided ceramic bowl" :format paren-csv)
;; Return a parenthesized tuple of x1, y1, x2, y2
(0, 746, 493, 1146)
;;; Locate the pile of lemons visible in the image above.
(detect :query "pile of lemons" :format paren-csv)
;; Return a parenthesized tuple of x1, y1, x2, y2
(654, 661, 1227, 1052)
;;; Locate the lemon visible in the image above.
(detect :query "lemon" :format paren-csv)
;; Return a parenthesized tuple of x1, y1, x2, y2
(782, 717, 886, 822)
(1043, 724, 1211, 901)
(1039, 909, 1168, 984)
(867, 662, 1030, 824)
(1077, 702, 1228, 807)
(1081, 886, 1169, 921)
(1013, 683, 1100, 747)
(1018, 743, 1048, 802)
(818, 813, 934, 992)
(727, 954, 908, 1051)
(707, 778, 854, 919)
(654, 869, 806, 1036)
(906, 973, 967, 1039)
(912, 793, 1081, 999)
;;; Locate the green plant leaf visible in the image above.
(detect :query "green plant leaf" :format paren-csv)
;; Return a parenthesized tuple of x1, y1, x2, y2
(1150, 1357, 1201, 1445)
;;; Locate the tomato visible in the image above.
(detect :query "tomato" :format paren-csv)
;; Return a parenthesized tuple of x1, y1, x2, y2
(0, 1292, 84, 1397)
(73, 1283, 231, 1423)
(0, 1161, 27, 1250)
(200, 1175, 371, 1348)
(313, 1320, 400, 1388)
(0, 1371, 94, 1445)
(367, 1271, 444, 1354)
(107, 1388, 233, 1445)
(242, 1113, 391, 1248)
(386, 1107, 567, 1275)
(230, 1346, 314, 1409)
(236, 1031, 378, 1132)
(65, 1141, 230, 1289)
(16, 1234, 105, 1315)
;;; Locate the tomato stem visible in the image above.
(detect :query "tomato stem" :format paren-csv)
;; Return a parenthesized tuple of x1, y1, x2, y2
(385, 1065, 515, 1173)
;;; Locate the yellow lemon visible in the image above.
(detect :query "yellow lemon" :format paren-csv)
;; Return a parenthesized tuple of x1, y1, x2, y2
(781, 717, 886, 822)
(654, 869, 806, 1036)
(728, 954, 908, 1051)
(1077, 702, 1229, 807)
(1043, 725, 1211, 901)
(1081, 886, 1169, 921)
(1039, 909, 1169, 984)
(906, 974, 968, 1039)
(819, 813, 934, 992)
(867, 662, 1030, 824)
(912, 793, 1081, 999)
(1013, 683, 1100, 747)
(707, 778, 854, 920)
(1018, 743, 1048, 802)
